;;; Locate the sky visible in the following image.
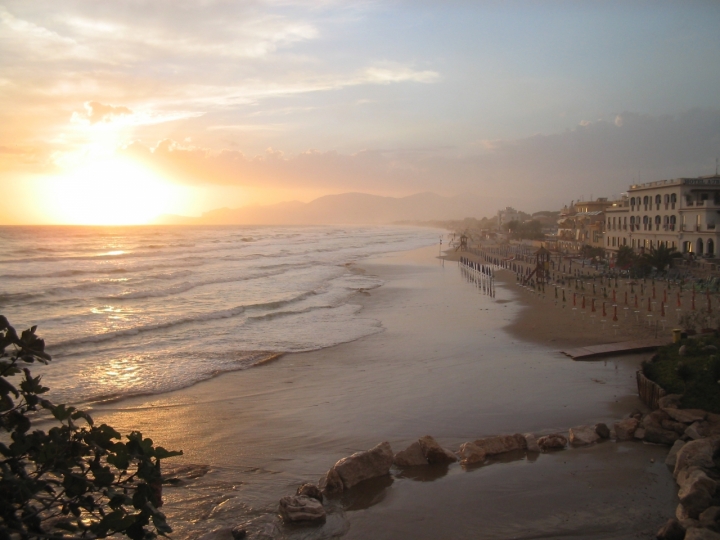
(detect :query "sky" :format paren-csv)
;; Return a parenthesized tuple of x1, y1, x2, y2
(1, 0, 720, 224)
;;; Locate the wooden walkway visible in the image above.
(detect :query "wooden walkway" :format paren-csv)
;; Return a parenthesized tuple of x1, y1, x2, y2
(561, 338, 671, 360)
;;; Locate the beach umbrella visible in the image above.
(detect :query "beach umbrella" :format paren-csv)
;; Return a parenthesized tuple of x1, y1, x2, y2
(652, 286, 656, 299)
(664, 289, 668, 303)
(635, 294, 639, 308)
(647, 297, 652, 312)
(661, 301, 665, 318)
(613, 305, 618, 322)
(591, 298, 595, 312)
(563, 289, 566, 302)
(612, 289, 617, 303)
(692, 293, 696, 311)
(582, 295, 586, 309)
(677, 292, 682, 308)
(573, 292, 577, 306)
(624, 291, 628, 305)
(602, 301, 606, 317)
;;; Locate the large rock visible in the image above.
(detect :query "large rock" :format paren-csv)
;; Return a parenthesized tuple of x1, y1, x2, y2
(319, 468, 343, 496)
(659, 394, 683, 409)
(524, 434, 541, 453)
(685, 527, 720, 540)
(614, 418, 639, 440)
(686, 422, 710, 440)
(595, 423, 610, 439)
(666, 440, 687, 468)
(472, 434, 527, 455)
(296, 483, 322, 502)
(278, 495, 326, 523)
(645, 409, 671, 429)
(393, 441, 428, 467)
(663, 419, 690, 435)
(332, 442, 393, 489)
(678, 469, 717, 518)
(675, 439, 717, 479)
(569, 425, 600, 446)
(700, 506, 720, 530)
(656, 518, 686, 540)
(457, 442, 486, 466)
(644, 425, 680, 446)
(665, 408, 707, 424)
(536, 434, 567, 451)
(418, 436, 458, 464)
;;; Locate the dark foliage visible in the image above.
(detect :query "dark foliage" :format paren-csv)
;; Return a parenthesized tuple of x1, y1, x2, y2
(0, 316, 182, 539)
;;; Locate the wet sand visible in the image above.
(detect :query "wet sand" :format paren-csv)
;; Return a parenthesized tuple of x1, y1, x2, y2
(91, 245, 677, 539)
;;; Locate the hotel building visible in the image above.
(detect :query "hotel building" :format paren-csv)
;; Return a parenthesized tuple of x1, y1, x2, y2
(604, 174, 720, 258)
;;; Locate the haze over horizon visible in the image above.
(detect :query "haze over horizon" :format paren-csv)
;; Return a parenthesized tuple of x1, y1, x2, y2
(2, 1, 720, 225)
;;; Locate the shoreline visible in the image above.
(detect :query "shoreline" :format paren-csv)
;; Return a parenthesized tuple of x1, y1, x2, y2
(89, 244, 676, 539)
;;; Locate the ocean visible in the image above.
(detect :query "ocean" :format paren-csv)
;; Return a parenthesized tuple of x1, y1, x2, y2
(0, 225, 439, 406)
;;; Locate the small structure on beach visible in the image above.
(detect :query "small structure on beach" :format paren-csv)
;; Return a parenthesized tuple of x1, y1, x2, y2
(522, 246, 551, 289)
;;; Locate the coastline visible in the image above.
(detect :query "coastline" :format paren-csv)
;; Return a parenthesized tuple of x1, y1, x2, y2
(89, 244, 677, 539)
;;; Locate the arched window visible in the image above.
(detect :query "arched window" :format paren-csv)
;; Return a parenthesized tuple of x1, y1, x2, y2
(670, 215, 676, 230)
(630, 197, 636, 207)
(698, 239, 704, 256)
(655, 195, 661, 206)
(709, 239, 715, 257)
(643, 215, 649, 230)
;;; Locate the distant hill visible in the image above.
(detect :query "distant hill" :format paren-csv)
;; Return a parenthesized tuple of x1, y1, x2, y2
(155, 192, 501, 225)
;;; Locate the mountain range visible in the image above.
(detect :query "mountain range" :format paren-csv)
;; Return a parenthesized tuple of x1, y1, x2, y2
(155, 192, 502, 225)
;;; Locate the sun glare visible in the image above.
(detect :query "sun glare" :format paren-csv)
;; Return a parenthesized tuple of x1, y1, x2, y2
(47, 158, 176, 225)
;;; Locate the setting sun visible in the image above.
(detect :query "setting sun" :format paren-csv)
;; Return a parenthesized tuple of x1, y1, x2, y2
(46, 158, 178, 225)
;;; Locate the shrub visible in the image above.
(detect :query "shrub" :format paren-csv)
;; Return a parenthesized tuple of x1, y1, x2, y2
(0, 315, 182, 539)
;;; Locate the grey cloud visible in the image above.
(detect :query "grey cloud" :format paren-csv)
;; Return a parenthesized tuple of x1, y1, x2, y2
(122, 109, 720, 213)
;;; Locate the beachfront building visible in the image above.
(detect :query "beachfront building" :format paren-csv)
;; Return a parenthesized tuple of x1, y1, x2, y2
(556, 198, 608, 253)
(604, 174, 720, 258)
(497, 207, 522, 230)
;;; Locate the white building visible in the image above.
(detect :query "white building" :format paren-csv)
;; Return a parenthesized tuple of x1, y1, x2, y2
(604, 174, 720, 258)
(497, 207, 522, 230)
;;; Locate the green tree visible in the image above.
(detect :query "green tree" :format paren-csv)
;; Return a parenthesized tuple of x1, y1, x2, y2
(642, 244, 682, 273)
(615, 245, 636, 269)
(0, 316, 182, 539)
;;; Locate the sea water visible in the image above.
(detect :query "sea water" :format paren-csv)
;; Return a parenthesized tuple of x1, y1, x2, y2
(0, 225, 438, 405)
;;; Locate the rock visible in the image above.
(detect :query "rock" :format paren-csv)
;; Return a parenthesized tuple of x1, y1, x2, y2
(679, 345, 688, 356)
(319, 468, 343, 496)
(700, 506, 720, 530)
(667, 440, 687, 468)
(686, 422, 710, 440)
(665, 409, 707, 424)
(393, 441, 429, 467)
(634, 428, 646, 440)
(685, 527, 720, 539)
(659, 394, 684, 409)
(645, 425, 680, 446)
(278, 495, 326, 523)
(418, 436, 458, 464)
(645, 409, 672, 429)
(675, 439, 717, 479)
(524, 433, 541, 453)
(296, 483, 323, 502)
(332, 442, 394, 489)
(680, 518, 702, 530)
(678, 469, 717, 518)
(630, 409, 644, 420)
(656, 518, 686, 540)
(197, 528, 234, 540)
(595, 423, 610, 439)
(569, 425, 600, 446)
(231, 527, 247, 540)
(536, 434, 567, 451)
(472, 434, 527, 456)
(457, 442, 487, 466)
(663, 419, 691, 435)
(614, 418, 639, 440)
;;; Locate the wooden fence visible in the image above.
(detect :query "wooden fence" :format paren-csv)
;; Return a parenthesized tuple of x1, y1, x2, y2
(636, 370, 667, 410)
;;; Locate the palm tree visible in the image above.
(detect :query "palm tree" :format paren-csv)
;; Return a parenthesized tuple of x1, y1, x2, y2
(616, 245, 636, 269)
(642, 244, 681, 273)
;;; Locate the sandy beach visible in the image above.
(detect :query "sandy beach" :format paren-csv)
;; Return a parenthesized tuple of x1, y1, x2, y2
(90, 244, 678, 539)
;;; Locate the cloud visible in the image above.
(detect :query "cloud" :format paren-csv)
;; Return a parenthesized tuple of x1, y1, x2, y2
(120, 109, 720, 212)
(76, 101, 132, 124)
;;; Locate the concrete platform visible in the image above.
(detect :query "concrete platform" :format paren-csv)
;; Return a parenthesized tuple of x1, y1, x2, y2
(561, 338, 671, 360)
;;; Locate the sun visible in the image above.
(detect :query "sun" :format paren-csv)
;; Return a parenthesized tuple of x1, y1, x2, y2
(47, 158, 177, 225)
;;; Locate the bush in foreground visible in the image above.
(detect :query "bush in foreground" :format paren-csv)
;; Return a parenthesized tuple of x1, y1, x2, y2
(0, 316, 182, 539)
(643, 334, 720, 413)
